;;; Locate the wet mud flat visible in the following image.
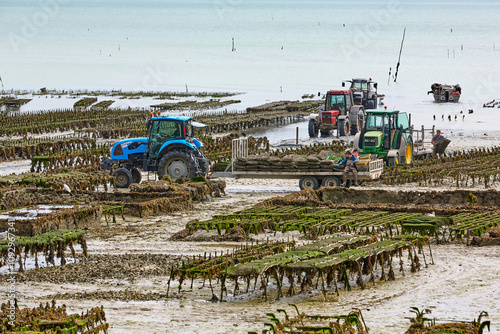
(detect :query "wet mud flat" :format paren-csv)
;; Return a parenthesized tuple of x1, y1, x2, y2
(2, 183, 499, 334)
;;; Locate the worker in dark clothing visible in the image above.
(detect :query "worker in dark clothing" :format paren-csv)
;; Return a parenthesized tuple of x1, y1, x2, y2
(431, 130, 443, 157)
(335, 149, 359, 187)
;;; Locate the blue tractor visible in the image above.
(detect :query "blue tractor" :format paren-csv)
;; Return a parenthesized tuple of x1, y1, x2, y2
(101, 115, 210, 188)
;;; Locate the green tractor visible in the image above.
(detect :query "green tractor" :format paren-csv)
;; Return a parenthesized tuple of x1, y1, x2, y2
(353, 109, 413, 165)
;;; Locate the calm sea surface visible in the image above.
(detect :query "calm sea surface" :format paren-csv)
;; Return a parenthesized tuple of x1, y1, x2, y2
(1, 0, 500, 135)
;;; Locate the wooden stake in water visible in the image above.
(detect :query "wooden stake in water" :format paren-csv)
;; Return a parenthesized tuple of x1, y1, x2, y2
(393, 27, 406, 83)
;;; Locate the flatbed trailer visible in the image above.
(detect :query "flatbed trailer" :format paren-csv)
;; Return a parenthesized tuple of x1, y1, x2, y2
(231, 158, 384, 190)
(224, 138, 384, 190)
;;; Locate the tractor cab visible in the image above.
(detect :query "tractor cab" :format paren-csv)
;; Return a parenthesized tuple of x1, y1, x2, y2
(343, 78, 378, 109)
(354, 109, 413, 165)
(147, 116, 204, 159)
(321, 90, 353, 125)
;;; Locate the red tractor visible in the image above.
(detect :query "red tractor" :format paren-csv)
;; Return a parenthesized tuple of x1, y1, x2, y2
(308, 90, 365, 137)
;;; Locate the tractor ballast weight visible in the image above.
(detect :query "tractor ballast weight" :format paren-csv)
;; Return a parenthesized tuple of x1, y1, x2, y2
(101, 115, 210, 188)
(353, 109, 414, 165)
(308, 90, 366, 138)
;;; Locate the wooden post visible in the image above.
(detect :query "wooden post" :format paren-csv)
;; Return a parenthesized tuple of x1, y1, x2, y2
(296, 126, 299, 144)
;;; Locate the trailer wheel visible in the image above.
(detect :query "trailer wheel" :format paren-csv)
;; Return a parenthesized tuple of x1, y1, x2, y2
(338, 119, 350, 137)
(130, 167, 142, 184)
(299, 176, 319, 190)
(321, 176, 341, 187)
(308, 119, 319, 138)
(112, 168, 133, 188)
(158, 149, 200, 180)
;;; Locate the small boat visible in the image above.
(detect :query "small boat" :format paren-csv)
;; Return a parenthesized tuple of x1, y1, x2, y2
(428, 83, 461, 103)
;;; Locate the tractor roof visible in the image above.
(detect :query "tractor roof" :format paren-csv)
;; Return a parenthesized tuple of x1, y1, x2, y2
(327, 89, 352, 95)
(152, 115, 192, 122)
(367, 109, 400, 114)
(352, 78, 369, 83)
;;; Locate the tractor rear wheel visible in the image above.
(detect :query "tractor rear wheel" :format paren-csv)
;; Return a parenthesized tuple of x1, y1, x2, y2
(112, 168, 133, 188)
(338, 119, 350, 137)
(366, 98, 376, 109)
(404, 141, 414, 164)
(158, 150, 200, 180)
(308, 119, 319, 138)
(130, 167, 142, 184)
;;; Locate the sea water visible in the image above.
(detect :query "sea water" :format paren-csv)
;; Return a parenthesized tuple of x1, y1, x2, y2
(1, 0, 500, 137)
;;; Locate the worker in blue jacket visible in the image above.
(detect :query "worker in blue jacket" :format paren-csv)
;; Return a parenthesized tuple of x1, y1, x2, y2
(335, 149, 359, 187)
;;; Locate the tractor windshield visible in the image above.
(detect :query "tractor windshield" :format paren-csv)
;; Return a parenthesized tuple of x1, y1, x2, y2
(352, 82, 368, 91)
(365, 113, 390, 131)
(326, 94, 346, 113)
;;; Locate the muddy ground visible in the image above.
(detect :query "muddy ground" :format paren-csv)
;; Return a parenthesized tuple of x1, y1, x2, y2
(3, 176, 499, 334)
(2, 129, 500, 333)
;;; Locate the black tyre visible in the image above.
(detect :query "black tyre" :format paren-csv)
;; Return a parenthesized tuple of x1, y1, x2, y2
(350, 123, 358, 136)
(193, 149, 210, 175)
(130, 167, 142, 184)
(299, 176, 319, 190)
(320, 130, 330, 137)
(387, 153, 400, 166)
(112, 168, 132, 189)
(366, 99, 375, 109)
(158, 149, 200, 180)
(338, 118, 350, 137)
(308, 119, 319, 138)
(321, 176, 341, 187)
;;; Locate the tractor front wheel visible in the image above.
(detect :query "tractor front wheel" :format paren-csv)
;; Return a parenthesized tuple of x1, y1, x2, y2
(112, 168, 133, 188)
(388, 153, 400, 166)
(158, 150, 200, 180)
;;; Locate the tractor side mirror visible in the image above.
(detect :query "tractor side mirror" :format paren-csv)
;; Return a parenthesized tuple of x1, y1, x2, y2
(374, 83, 378, 89)
(146, 119, 152, 130)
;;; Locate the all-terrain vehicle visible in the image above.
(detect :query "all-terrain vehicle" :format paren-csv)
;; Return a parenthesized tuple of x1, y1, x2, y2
(353, 109, 413, 165)
(308, 90, 365, 138)
(342, 78, 380, 109)
(101, 115, 210, 188)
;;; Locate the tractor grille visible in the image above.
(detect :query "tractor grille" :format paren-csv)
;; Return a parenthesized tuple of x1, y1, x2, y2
(364, 137, 378, 147)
